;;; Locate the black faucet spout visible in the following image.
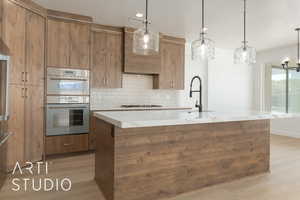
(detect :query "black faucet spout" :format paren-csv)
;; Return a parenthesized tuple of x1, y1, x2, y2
(189, 76, 203, 112)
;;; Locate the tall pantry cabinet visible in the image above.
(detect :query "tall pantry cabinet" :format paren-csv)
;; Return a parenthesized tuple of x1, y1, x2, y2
(2, 0, 45, 170)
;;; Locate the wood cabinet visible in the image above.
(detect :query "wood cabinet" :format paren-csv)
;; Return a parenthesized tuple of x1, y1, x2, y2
(6, 80, 44, 170)
(24, 86, 44, 162)
(46, 19, 69, 68)
(3, 1, 26, 85)
(70, 22, 90, 68)
(46, 18, 90, 69)
(26, 11, 45, 86)
(2, 1, 45, 170)
(6, 85, 25, 169)
(3, 1, 45, 86)
(91, 25, 123, 88)
(154, 36, 185, 90)
(123, 27, 161, 74)
(45, 134, 89, 155)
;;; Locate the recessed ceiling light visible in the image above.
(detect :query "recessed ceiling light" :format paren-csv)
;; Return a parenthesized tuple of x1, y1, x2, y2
(136, 13, 143, 18)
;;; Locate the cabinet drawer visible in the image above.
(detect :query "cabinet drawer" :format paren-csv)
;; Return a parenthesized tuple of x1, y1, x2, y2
(46, 134, 88, 155)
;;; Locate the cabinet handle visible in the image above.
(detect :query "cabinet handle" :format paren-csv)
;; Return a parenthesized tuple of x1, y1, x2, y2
(22, 72, 25, 82)
(63, 143, 72, 146)
(21, 88, 25, 98)
(25, 88, 28, 98)
(25, 72, 28, 82)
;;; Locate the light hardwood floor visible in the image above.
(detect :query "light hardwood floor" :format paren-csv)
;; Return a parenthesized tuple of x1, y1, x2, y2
(1, 135, 300, 200)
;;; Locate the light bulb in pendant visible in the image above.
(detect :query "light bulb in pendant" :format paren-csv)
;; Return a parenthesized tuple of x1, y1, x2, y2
(200, 43, 207, 57)
(143, 33, 150, 44)
(242, 50, 248, 62)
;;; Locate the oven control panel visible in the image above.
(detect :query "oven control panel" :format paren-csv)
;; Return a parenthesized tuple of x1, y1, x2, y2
(47, 96, 90, 104)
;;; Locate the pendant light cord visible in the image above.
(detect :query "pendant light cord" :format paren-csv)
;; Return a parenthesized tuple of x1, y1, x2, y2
(297, 29, 300, 65)
(202, 0, 204, 32)
(243, 0, 247, 48)
(145, 0, 149, 33)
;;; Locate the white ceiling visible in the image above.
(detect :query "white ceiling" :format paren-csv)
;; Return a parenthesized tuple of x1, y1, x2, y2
(34, 0, 300, 51)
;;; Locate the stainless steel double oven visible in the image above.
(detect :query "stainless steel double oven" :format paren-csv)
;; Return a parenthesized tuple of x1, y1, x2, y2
(46, 68, 90, 136)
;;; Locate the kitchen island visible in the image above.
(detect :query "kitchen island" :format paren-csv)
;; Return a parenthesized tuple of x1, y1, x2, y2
(93, 110, 289, 200)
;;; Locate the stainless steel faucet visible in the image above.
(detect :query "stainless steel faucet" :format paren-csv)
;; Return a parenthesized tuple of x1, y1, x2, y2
(189, 76, 203, 112)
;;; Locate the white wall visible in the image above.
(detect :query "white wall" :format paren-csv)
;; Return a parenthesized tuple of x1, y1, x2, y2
(256, 44, 300, 138)
(208, 48, 255, 111)
(91, 43, 208, 110)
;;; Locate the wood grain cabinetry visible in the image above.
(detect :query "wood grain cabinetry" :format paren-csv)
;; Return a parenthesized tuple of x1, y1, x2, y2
(26, 11, 45, 86)
(24, 86, 44, 162)
(2, 1, 45, 170)
(46, 19, 69, 68)
(95, 119, 270, 200)
(3, 1, 26, 85)
(124, 27, 161, 74)
(7, 77, 44, 169)
(6, 85, 25, 169)
(91, 25, 122, 88)
(154, 36, 185, 90)
(46, 18, 90, 69)
(70, 22, 90, 68)
(45, 134, 89, 155)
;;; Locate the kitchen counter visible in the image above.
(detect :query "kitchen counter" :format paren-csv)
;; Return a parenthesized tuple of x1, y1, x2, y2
(90, 106, 192, 112)
(94, 110, 293, 200)
(94, 110, 295, 128)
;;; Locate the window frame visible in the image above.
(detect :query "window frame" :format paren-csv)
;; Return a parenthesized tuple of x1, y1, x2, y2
(272, 66, 299, 113)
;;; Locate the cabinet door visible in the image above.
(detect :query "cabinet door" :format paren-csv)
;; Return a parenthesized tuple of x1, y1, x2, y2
(154, 38, 185, 90)
(69, 22, 90, 69)
(91, 30, 107, 88)
(46, 134, 88, 155)
(7, 85, 25, 170)
(26, 11, 45, 86)
(3, 1, 26, 85)
(106, 31, 123, 88)
(124, 28, 161, 74)
(47, 18, 70, 68)
(172, 43, 185, 90)
(154, 40, 174, 89)
(24, 86, 44, 162)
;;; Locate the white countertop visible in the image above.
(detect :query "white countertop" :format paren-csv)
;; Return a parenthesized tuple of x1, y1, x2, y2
(91, 106, 192, 111)
(94, 110, 299, 128)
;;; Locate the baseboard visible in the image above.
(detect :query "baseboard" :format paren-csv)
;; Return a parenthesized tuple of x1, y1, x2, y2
(271, 129, 300, 138)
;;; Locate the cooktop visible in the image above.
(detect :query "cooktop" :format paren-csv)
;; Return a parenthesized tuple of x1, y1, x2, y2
(120, 105, 163, 108)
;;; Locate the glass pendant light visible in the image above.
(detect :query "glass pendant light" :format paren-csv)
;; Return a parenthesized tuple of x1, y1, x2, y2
(234, 0, 256, 64)
(191, 0, 215, 61)
(133, 0, 159, 55)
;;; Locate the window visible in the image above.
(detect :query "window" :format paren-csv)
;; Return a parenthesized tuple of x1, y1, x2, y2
(289, 70, 300, 113)
(271, 67, 300, 113)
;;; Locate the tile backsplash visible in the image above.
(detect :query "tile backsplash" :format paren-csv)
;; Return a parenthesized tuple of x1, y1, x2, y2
(90, 74, 184, 110)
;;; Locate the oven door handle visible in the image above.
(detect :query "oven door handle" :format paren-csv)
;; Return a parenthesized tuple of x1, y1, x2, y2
(48, 107, 88, 109)
(49, 78, 88, 81)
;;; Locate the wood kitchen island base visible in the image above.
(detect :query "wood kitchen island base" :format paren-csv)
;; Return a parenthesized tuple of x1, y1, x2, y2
(95, 118, 270, 200)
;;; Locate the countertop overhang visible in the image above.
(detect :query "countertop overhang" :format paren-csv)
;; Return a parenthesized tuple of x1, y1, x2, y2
(94, 110, 299, 128)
